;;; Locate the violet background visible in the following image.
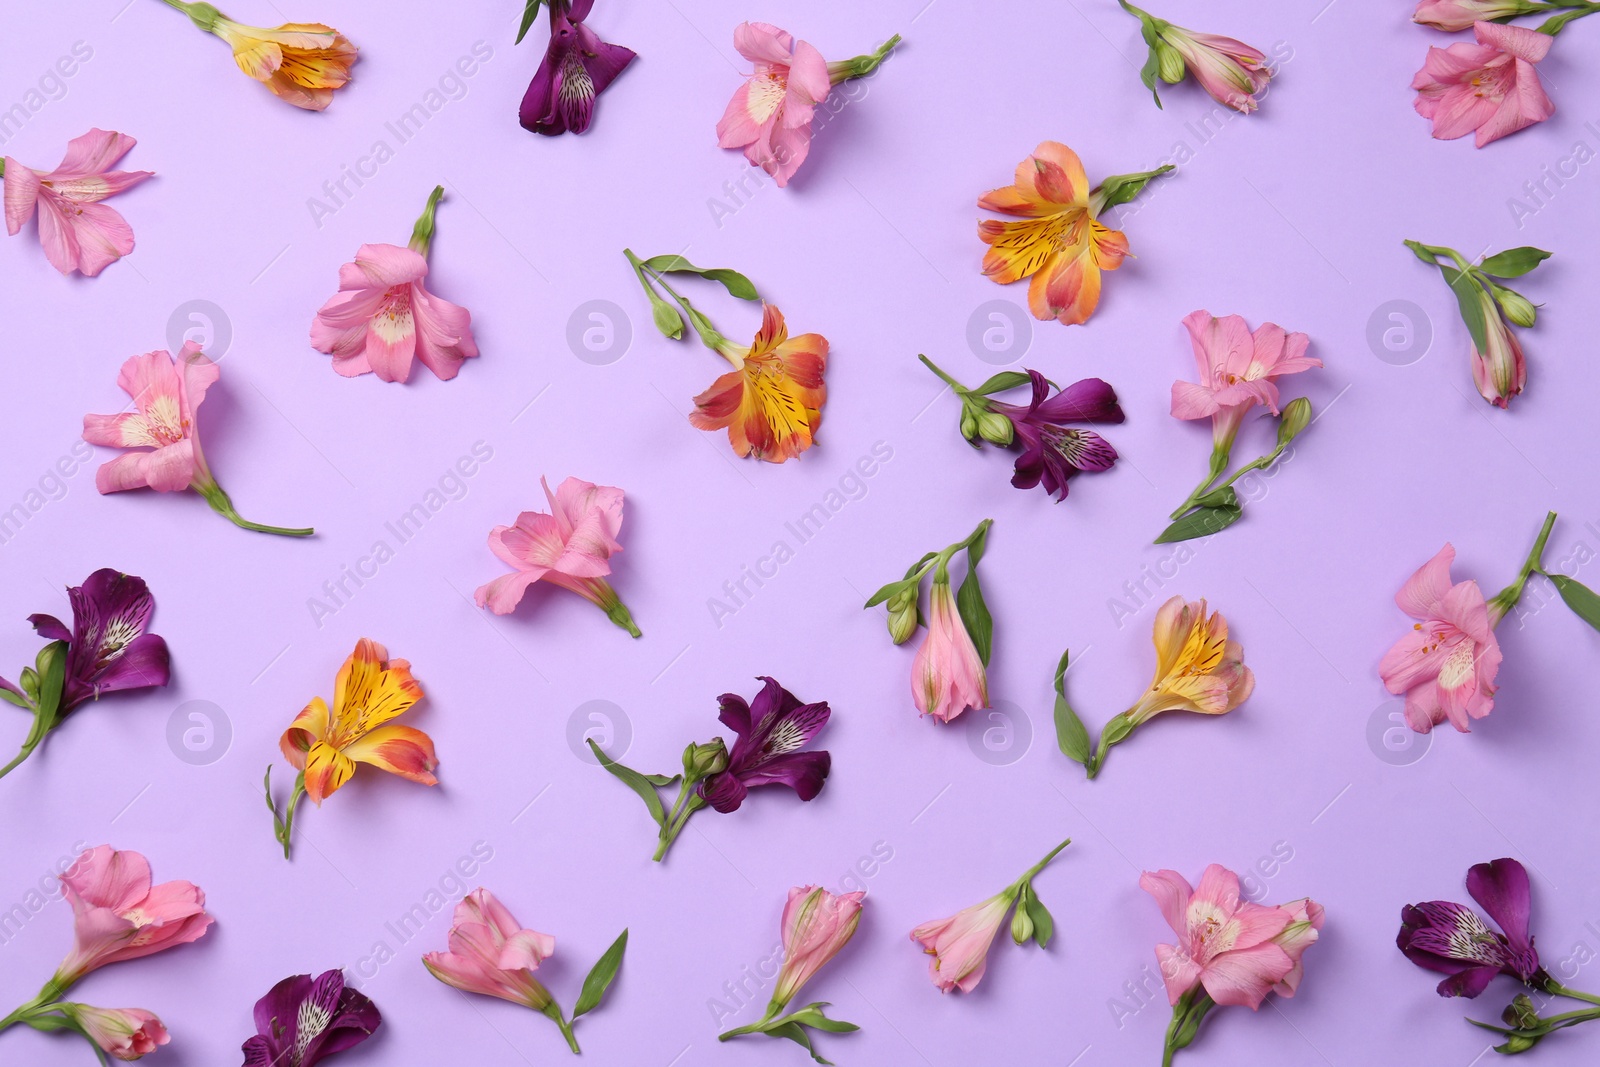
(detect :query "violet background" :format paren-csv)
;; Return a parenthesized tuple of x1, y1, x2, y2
(2, 1, 1599, 1064)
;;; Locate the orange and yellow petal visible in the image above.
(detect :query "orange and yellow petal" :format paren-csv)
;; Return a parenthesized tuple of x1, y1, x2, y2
(302, 740, 357, 804)
(280, 695, 331, 769)
(977, 141, 1090, 217)
(219, 21, 356, 111)
(691, 308, 828, 463)
(330, 638, 423, 741)
(343, 725, 439, 786)
(979, 208, 1088, 286)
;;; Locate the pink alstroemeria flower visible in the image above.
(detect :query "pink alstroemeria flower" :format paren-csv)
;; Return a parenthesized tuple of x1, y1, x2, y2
(1272, 898, 1325, 997)
(717, 23, 830, 188)
(310, 187, 478, 383)
(63, 1005, 169, 1062)
(1471, 292, 1527, 408)
(1140, 864, 1294, 1009)
(3, 129, 153, 277)
(1412, 22, 1554, 148)
(474, 476, 641, 637)
(1380, 544, 1503, 733)
(911, 575, 988, 724)
(422, 889, 558, 1011)
(771, 886, 866, 1010)
(910, 893, 1013, 994)
(1170, 310, 1320, 450)
(53, 845, 213, 986)
(1413, 0, 1541, 32)
(82, 344, 219, 496)
(1164, 27, 1272, 113)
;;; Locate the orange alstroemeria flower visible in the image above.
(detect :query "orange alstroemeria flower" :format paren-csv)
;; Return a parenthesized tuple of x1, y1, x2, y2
(977, 141, 1131, 327)
(691, 303, 828, 462)
(280, 638, 437, 804)
(217, 19, 357, 110)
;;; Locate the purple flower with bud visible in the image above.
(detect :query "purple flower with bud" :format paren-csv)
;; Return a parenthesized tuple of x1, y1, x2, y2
(241, 969, 380, 1067)
(519, 0, 636, 136)
(27, 568, 169, 713)
(987, 371, 1125, 501)
(699, 676, 831, 813)
(1398, 857, 1547, 998)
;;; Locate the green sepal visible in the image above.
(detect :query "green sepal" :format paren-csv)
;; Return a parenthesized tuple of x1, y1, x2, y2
(1193, 485, 1238, 510)
(1023, 883, 1055, 948)
(1095, 164, 1176, 209)
(1546, 574, 1600, 634)
(640, 255, 759, 301)
(515, 0, 545, 45)
(1099, 712, 1137, 749)
(1155, 504, 1242, 544)
(573, 928, 629, 1018)
(586, 739, 674, 828)
(1052, 648, 1091, 766)
(34, 642, 66, 721)
(1477, 246, 1551, 279)
(970, 370, 1032, 396)
(955, 524, 994, 666)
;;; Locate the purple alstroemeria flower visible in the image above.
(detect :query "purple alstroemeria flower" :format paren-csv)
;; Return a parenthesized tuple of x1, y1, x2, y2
(242, 969, 381, 1067)
(1398, 857, 1548, 998)
(26, 568, 169, 713)
(698, 677, 831, 813)
(988, 371, 1125, 501)
(519, 0, 637, 136)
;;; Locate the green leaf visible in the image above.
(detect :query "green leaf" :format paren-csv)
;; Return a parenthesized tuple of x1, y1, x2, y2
(514, 0, 544, 45)
(573, 929, 629, 1018)
(1052, 649, 1091, 766)
(1442, 265, 1490, 354)
(1193, 485, 1238, 509)
(1155, 504, 1242, 544)
(1136, 18, 1163, 105)
(1025, 890, 1055, 948)
(956, 525, 993, 666)
(970, 370, 1032, 396)
(783, 1004, 860, 1034)
(587, 739, 671, 828)
(1547, 574, 1600, 634)
(864, 578, 913, 609)
(640, 255, 760, 301)
(0, 686, 29, 709)
(767, 1022, 830, 1065)
(1478, 246, 1552, 279)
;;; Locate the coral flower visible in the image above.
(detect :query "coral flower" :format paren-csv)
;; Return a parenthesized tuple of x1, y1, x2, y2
(978, 141, 1129, 326)
(1470, 289, 1527, 408)
(280, 638, 437, 804)
(692, 303, 828, 462)
(63, 1005, 169, 1062)
(1140, 864, 1294, 1009)
(698, 676, 831, 813)
(772, 886, 866, 1009)
(2, 129, 152, 277)
(474, 476, 641, 636)
(1380, 544, 1502, 733)
(911, 893, 1013, 994)
(1398, 857, 1544, 998)
(1170, 310, 1320, 450)
(912, 575, 989, 724)
(242, 970, 380, 1067)
(423, 889, 558, 1010)
(519, 0, 636, 135)
(1127, 596, 1254, 726)
(1413, 0, 1541, 31)
(1162, 27, 1272, 113)
(1412, 22, 1553, 148)
(54, 845, 213, 986)
(717, 23, 829, 187)
(162, 2, 357, 110)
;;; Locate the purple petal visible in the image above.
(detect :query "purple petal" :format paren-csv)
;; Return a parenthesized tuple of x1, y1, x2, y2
(519, 39, 564, 134)
(304, 970, 381, 1064)
(741, 750, 831, 801)
(80, 632, 171, 703)
(1033, 377, 1125, 424)
(241, 1035, 274, 1067)
(1010, 446, 1046, 492)
(252, 973, 315, 1054)
(75, 569, 156, 633)
(699, 771, 749, 813)
(576, 22, 636, 99)
(1467, 859, 1532, 947)
(715, 693, 753, 737)
(27, 613, 71, 643)
(1056, 429, 1119, 472)
(1437, 964, 1501, 999)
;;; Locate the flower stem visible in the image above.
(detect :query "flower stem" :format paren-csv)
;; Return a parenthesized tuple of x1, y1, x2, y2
(1539, 3, 1600, 34)
(653, 789, 705, 862)
(159, 0, 223, 32)
(265, 766, 308, 860)
(1487, 511, 1558, 625)
(916, 353, 971, 395)
(623, 248, 730, 355)
(197, 482, 314, 537)
(555, 1014, 581, 1055)
(828, 34, 901, 84)
(0, 702, 52, 781)
(408, 184, 445, 257)
(1169, 442, 1233, 519)
(1015, 838, 1071, 886)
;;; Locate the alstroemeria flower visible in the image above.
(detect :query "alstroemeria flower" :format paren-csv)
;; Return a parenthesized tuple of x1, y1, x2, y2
(772, 886, 865, 1010)
(161, 2, 356, 110)
(1127, 596, 1253, 726)
(911, 893, 1013, 994)
(280, 638, 437, 805)
(1399, 858, 1545, 997)
(520, 0, 636, 135)
(474, 476, 641, 636)
(1162, 26, 1272, 113)
(912, 574, 989, 724)
(1413, 0, 1541, 31)
(62, 1005, 168, 1062)
(990, 372, 1124, 500)
(716, 22, 830, 187)
(978, 141, 1130, 326)
(1470, 288, 1527, 407)
(1272, 898, 1325, 997)
(1413, 21, 1554, 148)
(241, 969, 380, 1067)
(53, 846, 212, 987)
(423, 889, 558, 1010)
(1141, 864, 1294, 1009)
(698, 676, 831, 813)
(1380, 544, 1502, 734)
(26, 569, 169, 715)
(1171, 310, 1320, 450)
(692, 303, 828, 462)
(2, 128, 152, 277)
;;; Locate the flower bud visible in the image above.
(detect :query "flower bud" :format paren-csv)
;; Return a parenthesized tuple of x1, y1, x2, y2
(1276, 396, 1312, 446)
(1009, 902, 1034, 944)
(1494, 286, 1537, 328)
(959, 407, 979, 442)
(1503, 993, 1540, 1030)
(976, 411, 1014, 447)
(886, 587, 919, 645)
(1155, 40, 1187, 84)
(682, 737, 729, 780)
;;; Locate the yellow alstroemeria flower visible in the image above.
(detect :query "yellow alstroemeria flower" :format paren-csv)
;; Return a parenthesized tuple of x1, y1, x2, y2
(1127, 595, 1254, 725)
(162, 2, 357, 111)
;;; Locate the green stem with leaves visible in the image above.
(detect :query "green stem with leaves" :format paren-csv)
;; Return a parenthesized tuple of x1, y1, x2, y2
(265, 766, 308, 859)
(653, 789, 706, 862)
(196, 481, 313, 538)
(1487, 511, 1558, 624)
(623, 248, 731, 353)
(826, 34, 901, 85)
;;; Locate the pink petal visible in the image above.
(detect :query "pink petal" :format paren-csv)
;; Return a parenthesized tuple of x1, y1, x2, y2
(51, 129, 138, 178)
(732, 22, 796, 65)
(1396, 545, 1456, 619)
(4, 160, 40, 235)
(1140, 869, 1194, 936)
(94, 454, 154, 494)
(343, 243, 427, 291)
(1201, 941, 1293, 1009)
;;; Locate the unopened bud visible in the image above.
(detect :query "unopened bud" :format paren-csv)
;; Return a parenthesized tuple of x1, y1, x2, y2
(1277, 397, 1312, 446)
(1494, 286, 1537, 328)
(1502, 993, 1540, 1030)
(1156, 40, 1186, 84)
(886, 588, 919, 645)
(682, 738, 728, 780)
(959, 407, 979, 442)
(1010, 904, 1034, 945)
(976, 411, 1014, 446)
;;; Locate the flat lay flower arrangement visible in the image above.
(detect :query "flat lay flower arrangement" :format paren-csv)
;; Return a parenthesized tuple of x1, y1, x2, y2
(1, 1, 1599, 1065)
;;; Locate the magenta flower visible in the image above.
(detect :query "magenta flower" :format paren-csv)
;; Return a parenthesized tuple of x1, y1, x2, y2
(990, 373, 1124, 500)
(54, 846, 213, 986)
(474, 476, 640, 636)
(1413, 22, 1554, 148)
(519, 0, 636, 135)
(2, 129, 153, 277)
(242, 970, 380, 1067)
(1379, 544, 1502, 733)
(1171, 310, 1319, 450)
(310, 186, 478, 383)
(699, 677, 831, 813)
(28, 569, 169, 714)
(1399, 858, 1544, 997)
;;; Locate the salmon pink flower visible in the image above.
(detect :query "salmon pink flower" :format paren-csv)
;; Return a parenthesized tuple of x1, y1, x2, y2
(520, 0, 635, 135)
(242, 970, 379, 1067)
(2, 129, 152, 277)
(1171, 310, 1319, 451)
(1413, 22, 1554, 148)
(913, 572, 988, 724)
(978, 142, 1170, 326)
(693, 304, 828, 462)
(1413, 0, 1542, 31)
(1119, 3, 1274, 112)
(53, 845, 213, 986)
(423, 889, 628, 1055)
(474, 476, 641, 636)
(1271, 898, 1325, 997)
(717, 24, 900, 187)
(63, 1005, 168, 1062)
(1380, 544, 1502, 733)
(267, 638, 437, 858)
(311, 186, 478, 383)
(159, 2, 357, 110)
(911, 838, 1070, 993)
